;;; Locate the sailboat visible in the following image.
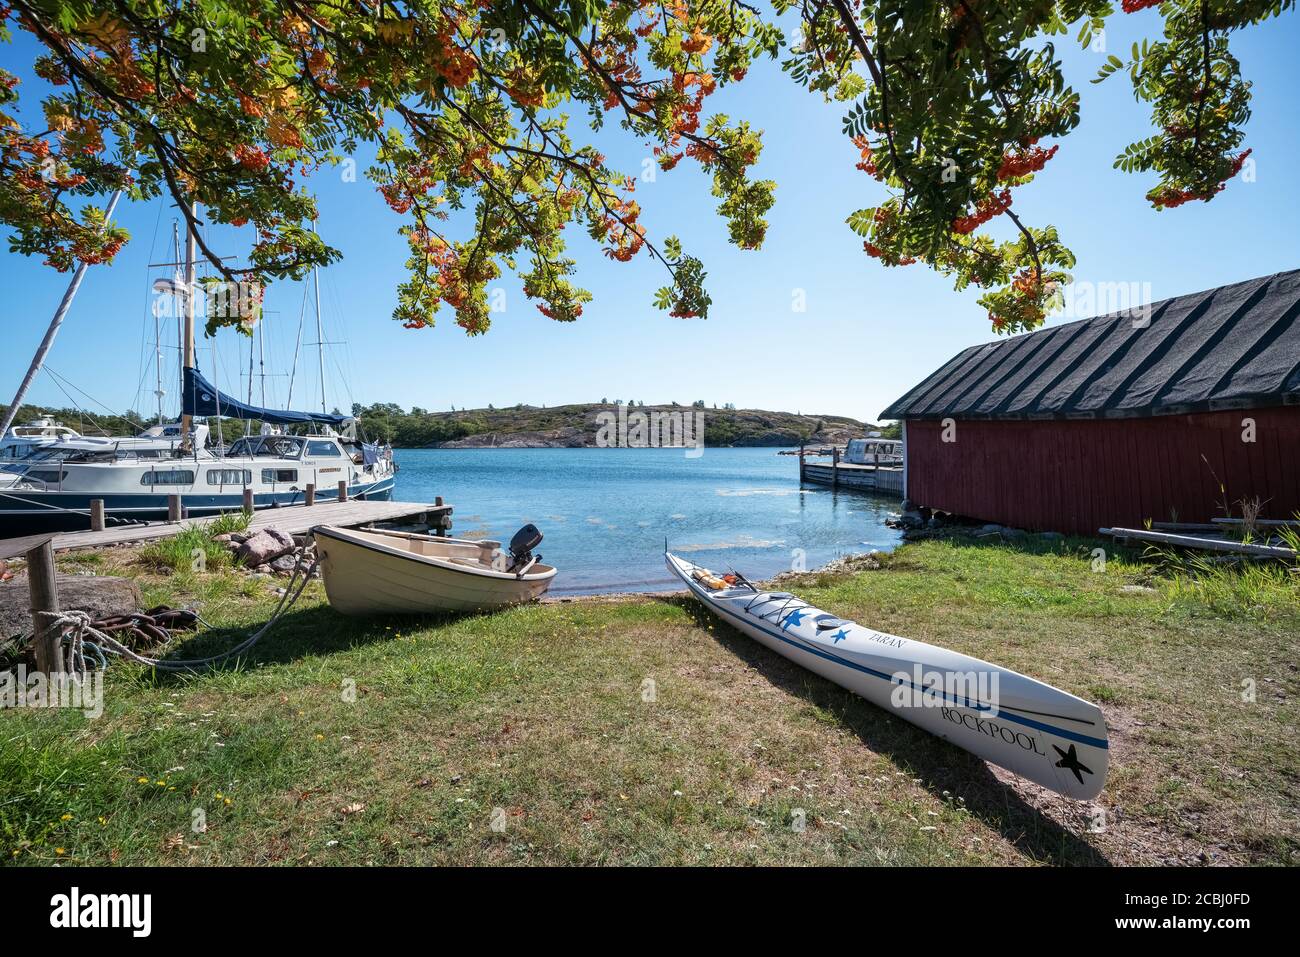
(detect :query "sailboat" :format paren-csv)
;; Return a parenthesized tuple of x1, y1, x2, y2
(0, 208, 394, 534)
(1, 417, 211, 464)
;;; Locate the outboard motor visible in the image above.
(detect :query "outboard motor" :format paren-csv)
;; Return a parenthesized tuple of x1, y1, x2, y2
(507, 524, 544, 576)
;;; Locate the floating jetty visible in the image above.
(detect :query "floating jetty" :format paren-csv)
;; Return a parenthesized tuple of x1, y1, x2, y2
(0, 497, 452, 558)
(797, 445, 904, 496)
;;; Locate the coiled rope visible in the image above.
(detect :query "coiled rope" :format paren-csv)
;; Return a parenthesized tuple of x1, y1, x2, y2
(34, 552, 318, 676)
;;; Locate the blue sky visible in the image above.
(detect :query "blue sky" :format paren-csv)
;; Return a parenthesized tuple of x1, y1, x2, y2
(2, 10, 1297, 425)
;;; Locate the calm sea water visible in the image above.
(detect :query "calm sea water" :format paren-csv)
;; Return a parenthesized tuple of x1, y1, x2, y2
(392, 447, 904, 594)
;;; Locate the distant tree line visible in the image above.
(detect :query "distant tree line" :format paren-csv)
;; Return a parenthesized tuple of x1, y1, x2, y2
(3, 400, 895, 449)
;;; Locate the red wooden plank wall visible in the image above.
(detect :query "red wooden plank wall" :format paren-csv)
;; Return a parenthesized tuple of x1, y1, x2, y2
(904, 406, 1300, 533)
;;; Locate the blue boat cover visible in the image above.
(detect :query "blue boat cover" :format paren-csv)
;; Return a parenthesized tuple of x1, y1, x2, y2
(183, 366, 351, 426)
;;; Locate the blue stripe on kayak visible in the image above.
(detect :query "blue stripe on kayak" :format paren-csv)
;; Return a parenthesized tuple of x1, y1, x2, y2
(671, 560, 1109, 751)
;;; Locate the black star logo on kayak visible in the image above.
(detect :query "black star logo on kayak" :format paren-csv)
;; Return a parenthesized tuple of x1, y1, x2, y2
(1053, 744, 1093, 785)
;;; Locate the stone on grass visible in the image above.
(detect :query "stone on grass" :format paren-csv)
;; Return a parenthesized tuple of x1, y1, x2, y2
(234, 528, 296, 566)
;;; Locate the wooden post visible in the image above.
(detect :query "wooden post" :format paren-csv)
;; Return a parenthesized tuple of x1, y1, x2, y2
(305, 483, 316, 506)
(434, 496, 445, 536)
(89, 499, 105, 532)
(167, 494, 182, 522)
(242, 488, 254, 514)
(798, 444, 805, 483)
(338, 480, 348, 503)
(831, 446, 840, 489)
(26, 539, 63, 675)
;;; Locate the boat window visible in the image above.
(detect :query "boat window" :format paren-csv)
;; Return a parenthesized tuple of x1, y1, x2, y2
(141, 470, 195, 486)
(260, 437, 304, 458)
(226, 438, 254, 457)
(305, 440, 341, 457)
(26, 469, 66, 484)
(207, 468, 252, 485)
(262, 468, 298, 483)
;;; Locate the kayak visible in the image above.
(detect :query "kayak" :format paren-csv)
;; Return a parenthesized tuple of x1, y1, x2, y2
(665, 551, 1108, 800)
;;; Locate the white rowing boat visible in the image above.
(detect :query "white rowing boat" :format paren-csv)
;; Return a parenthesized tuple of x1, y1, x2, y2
(666, 551, 1108, 800)
(314, 524, 556, 615)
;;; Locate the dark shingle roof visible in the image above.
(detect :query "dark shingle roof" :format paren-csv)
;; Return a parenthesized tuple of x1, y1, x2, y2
(880, 270, 1300, 421)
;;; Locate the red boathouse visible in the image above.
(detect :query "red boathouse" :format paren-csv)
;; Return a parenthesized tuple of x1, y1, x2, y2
(880, 270, 1300, 535)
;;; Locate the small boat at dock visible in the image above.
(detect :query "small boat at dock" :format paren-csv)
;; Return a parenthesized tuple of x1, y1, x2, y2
(313, 524, 556, 615)
(666, 551, 1108, 799)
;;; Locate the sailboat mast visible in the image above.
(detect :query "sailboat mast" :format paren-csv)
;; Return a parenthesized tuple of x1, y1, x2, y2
(156, 220, 180, 425)
(180, 202, 198, 451)
(0, 190, 123, 438)
(258, 317, 267, 409)
(247, 326, 255, 405)
(312, 222, 326, 415)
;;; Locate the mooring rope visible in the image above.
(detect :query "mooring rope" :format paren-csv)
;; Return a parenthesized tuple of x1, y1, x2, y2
(0, 488, 93, 514)
(32, 552, 318, 676)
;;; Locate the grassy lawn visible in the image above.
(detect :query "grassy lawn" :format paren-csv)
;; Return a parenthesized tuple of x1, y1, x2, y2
(2, 535, 1297, 866)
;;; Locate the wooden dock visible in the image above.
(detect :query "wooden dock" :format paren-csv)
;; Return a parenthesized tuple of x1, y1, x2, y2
(796, 444, 904, 496)
(801, 460, 904, 495)
(0, 499, 452, 558)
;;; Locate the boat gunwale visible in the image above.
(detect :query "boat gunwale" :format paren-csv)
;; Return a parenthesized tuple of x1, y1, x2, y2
(313, 523, 557, 583)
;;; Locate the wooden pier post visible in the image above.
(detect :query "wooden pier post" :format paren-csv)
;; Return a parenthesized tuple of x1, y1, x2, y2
(798, 444, 805, 483)
(831, 446, 840, 489)
(434, 496, 444, 536)
(89, 499, 105, 532)
(242, 488, 254, 515)
(167, 494, 182, 523)
(305, 483, 316, 506)
(26, 539, 63, 675)
(338, 480, 348, 503)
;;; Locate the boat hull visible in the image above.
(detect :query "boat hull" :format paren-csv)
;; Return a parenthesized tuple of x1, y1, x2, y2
(313, 525, 555, 615)
(0, 477, 394, 536)
(666, 552, 1108, 800)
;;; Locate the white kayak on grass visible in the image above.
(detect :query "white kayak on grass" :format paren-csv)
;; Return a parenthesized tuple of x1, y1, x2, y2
(666, 552, 1108, 800)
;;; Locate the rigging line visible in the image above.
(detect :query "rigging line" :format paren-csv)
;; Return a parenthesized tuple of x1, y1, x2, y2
(46, 365, 146, 426)
(328, 271, 362, 411)
(317, 267, 357, 411)
(38, 368, 112, 436)
(328, 351, 356, 414)
(109, 319, 162, 425)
